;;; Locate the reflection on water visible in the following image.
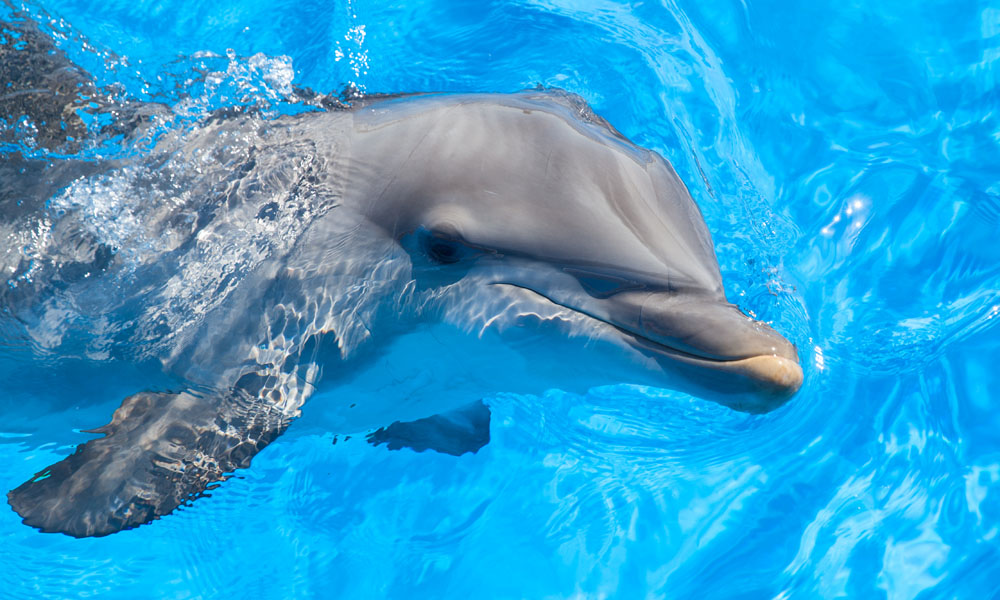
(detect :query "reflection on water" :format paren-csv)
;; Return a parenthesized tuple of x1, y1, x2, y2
(2, 0, 1000, 597)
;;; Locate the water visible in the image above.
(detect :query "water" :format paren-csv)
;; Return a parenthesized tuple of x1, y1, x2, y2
(2, 0, 999, 597)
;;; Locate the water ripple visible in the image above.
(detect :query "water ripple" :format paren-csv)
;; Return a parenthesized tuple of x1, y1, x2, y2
(3, 0, 1000, 597)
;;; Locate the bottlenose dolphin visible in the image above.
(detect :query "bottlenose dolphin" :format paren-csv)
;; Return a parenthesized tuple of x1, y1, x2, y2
(2, 17, 802, 538)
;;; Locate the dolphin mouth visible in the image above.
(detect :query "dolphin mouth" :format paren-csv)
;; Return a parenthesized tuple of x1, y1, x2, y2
(491, 282, 804, 396)
(620, 327, 804, 395)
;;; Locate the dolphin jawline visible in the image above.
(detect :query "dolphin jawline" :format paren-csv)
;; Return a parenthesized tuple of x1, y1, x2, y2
(490, 282, 804, 397)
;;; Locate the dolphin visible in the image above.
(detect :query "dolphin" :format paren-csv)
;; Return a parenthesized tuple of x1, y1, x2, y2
(2, 18, 802, 538)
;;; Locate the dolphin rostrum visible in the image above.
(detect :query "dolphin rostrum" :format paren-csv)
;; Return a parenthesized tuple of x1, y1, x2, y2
(2, 17, 801, 538)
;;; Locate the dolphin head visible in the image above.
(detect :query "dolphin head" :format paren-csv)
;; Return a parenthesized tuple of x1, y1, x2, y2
(345, 92, 802, 413)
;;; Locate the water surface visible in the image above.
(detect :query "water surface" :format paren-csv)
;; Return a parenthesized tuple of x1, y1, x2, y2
(2, 0, 999, 597)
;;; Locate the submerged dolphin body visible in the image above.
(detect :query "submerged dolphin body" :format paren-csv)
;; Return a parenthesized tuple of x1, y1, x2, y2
(2, 22, 801, 538)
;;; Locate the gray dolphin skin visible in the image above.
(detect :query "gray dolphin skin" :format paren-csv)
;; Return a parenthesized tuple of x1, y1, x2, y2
(2, 17, 801, 538)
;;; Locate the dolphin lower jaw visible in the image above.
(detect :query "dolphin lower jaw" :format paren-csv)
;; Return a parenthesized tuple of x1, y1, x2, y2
(489, 282, 803, 408)
(624, 331, 803, 394)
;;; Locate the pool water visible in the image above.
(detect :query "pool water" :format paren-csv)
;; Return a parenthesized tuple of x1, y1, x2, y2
(2, 0, 1000, 597)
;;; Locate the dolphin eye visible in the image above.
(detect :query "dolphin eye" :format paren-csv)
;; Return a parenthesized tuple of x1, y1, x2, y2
(412, 226, 485, 265)
(428, 240, 460, 264)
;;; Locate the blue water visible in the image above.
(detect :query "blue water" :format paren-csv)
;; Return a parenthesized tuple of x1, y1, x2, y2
(3, 0, 1000, 597)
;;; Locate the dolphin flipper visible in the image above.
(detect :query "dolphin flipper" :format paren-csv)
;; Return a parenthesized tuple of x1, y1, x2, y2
(367, 400, 491, 456)
(7, 390, 289, 538)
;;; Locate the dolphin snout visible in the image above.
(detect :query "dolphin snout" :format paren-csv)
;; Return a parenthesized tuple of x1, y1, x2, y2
(639, 295, 797, 361)
(723, 354, 803, 395)
(603, 291, 803, 398)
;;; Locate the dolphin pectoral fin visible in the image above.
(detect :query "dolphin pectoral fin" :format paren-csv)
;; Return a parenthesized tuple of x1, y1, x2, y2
(366, 400, 491, 457)
(7, 390, 289, 538)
